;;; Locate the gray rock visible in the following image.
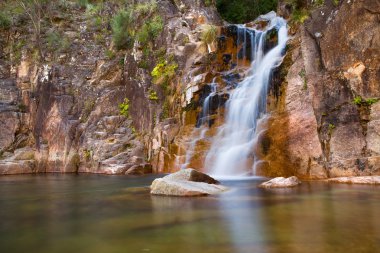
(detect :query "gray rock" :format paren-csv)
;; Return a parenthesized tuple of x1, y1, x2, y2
(150, 169, 226, 196)
(328, 176, 380, 185)
(259, 176, 301, 188)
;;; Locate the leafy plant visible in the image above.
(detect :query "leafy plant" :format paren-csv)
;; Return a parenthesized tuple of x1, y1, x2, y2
(332, 0, 340, 6)
(366, 98, 379, 106)
(353, 96, 362, 105)
(119, 98, 130, 117)
(151, 60, 178, 85)
(148, 89, 159, 101)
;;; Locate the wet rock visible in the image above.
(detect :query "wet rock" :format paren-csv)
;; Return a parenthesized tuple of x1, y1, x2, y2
(125, 164, 153, 175)
(150, 169, 226, 196)
(259, 176, 301, 188)
(328, 176, 380, 185)
(164, 168, 219, 184)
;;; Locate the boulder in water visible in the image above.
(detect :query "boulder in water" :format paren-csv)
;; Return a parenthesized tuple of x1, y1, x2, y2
(328, 176, 380, 185)
(150, 169, 227, 196)
(259, 176, 301, 188)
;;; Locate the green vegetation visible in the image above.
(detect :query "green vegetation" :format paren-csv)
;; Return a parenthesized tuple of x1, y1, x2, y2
(216, 0, 278, 23)
(0, 12, 11, 30)
(105, 49, 116, 60)
(201, 25, 217, 45)
(137, 15, 164, 45)
(148, 89, 159, 101)
(46, 31, 70, 53)
(83, 149, 92, 161)
(81, 99, 95, 123)
(134, 0, 157, 16)
(313, 0, 325, 7)
(119, 98, 130, 117)
(328, 123, 335, 135)
(298, 68, 307, 90)
(353, 96, 379, 106)
(291, 8, 309, 24)
(204, 0, 213, 7)
(353, 96, 362, 105)
(332, 0, 340, 6)
(111, 9, 134, 50)
(366, 98, 379, 105)
(151, 60, 178, 85)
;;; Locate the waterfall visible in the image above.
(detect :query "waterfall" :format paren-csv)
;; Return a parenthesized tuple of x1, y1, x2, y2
(205, 12, 289, 177)
(180, 78, 218, 170)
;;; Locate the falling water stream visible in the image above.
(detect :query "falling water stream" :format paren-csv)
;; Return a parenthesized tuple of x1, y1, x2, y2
(206, 12, 288, 177)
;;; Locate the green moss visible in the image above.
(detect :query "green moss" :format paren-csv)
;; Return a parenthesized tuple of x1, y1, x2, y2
(119, 98, 130, 117)
(83, 149, 92, 162)
(298, 68, 307, 90)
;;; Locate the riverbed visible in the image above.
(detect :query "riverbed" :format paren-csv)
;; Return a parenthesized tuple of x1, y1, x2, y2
(0, 174, 379, 253)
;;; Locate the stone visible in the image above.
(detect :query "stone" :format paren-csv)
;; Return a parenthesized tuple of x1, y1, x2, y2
(150, 169, 226, 196)
(328, 176, 380, 185)
(125, 164, 152, 175)
(151, 178, 227, 196)
(164, 168, 219, 184)
(259, 176, 301, 188)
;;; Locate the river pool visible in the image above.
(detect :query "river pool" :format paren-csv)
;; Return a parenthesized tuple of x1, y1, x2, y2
(0, 174, 379, 253)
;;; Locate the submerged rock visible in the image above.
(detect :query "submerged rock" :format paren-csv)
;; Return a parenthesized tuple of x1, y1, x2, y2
(328, 176, 380, 185)
(150, 169, 227, 196)
(259, 176, 301, 188)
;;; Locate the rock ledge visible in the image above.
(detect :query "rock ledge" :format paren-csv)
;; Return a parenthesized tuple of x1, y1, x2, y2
(328, 176, 380, 185)
(259, 176, 301, 188)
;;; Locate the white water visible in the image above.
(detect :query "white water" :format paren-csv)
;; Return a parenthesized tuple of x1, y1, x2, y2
(180, 78, 218, 170)
(206, 12, 289, 177)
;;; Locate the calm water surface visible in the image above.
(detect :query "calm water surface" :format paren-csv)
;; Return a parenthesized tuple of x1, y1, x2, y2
(0, 174, 379, 253)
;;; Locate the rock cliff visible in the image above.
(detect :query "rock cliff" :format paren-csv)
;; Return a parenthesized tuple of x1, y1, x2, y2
(0, 0, 379, 178)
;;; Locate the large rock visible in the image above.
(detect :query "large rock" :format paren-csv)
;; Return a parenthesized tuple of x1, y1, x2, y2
(164, 168, 219, 184)
(259, 176, 301, 188)
(328, 176, 380, 185)
(150, 169, 227, 196)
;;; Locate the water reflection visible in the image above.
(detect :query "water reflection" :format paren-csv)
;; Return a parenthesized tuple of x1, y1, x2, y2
(0, 175, 379, 253)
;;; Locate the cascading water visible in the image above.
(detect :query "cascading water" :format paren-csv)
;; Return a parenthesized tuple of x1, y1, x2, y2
(205, 12, 289, 177)
(180, 78, 218, 170)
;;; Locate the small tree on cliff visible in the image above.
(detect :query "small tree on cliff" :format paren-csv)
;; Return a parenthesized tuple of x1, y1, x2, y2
(16, 0, 48, 58)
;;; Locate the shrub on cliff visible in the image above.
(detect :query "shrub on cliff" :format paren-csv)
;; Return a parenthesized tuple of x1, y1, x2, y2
(112, 9, 134, 50)
(0, 12, 11, 30)
(216, 0, 278, 23)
